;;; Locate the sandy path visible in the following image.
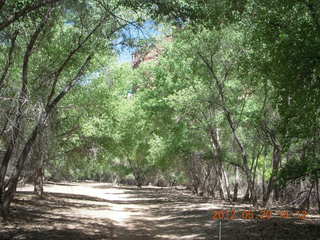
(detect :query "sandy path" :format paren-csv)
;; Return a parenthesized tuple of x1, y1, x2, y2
(0, 182, 319, 240)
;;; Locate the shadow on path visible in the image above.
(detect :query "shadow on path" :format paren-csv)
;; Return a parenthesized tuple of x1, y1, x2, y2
(0, 183, 319, 240)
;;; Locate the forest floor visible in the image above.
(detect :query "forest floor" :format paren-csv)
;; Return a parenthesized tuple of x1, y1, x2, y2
(0, 182, 320, 240)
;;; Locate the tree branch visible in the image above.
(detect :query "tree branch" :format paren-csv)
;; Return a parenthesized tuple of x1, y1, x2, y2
(22, 9, 52, 101)
(0, 9, 51, 197)
(46, 54, 93, 113)
(0, 0, 62, 31)
(0, 31, 18, 91)
(0, 0, 6, 11)
(47, 16, 109, 103)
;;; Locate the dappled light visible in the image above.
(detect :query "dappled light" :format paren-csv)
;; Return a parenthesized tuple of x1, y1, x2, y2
(1, 0, 320, 239)
(0, 182, 319, 240)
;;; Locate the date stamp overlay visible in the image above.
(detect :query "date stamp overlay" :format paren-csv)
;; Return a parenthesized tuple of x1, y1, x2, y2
(212, 209, 309, 220)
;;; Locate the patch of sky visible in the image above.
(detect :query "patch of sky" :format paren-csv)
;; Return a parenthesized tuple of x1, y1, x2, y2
(65, 20, 75, 26)
(114, 20, 163, 63)
(81, 20, 164, 86)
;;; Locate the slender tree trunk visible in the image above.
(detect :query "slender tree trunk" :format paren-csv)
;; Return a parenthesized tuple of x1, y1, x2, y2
(222, 165, 231, 200)
(218, 178, 226, 200)
(201, 164, 213, 196)
(32, 129, 46, 197)
(208, 127, 231, 200)
(243, 185, 250, 201)
(316, 177, 320, 211)
(209, 173, 217, 198)
(34, 166, 44, 197)
(0, 187, 13, 220)
(0, 13, 51, 218)
(233, 166, 239, 201)
(263, 145, 281, 206)
(252, 146, 263, 201)
(0, 53, 92, 219)
(262, 170, 265, 198)
(301, 181, 314, 210)
(0, 115, 45, 219)
(273, 183, 280, 202)
(0, 31, 18, 91)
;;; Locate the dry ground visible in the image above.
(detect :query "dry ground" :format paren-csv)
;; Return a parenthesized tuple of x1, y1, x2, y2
(0, 182, 319, 240)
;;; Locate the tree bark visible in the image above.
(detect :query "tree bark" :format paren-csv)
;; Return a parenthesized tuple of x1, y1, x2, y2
(34, 166, 44, 197)
(32, 135, 45, 197)
(218, 178, 226, 200)
(263, 145, 281, 206)
(233, 166, 239, 201)
(222, 165, 231, 200)
(262, 155, 266, 198)
(0, 54, 92, 219)
(0, 13, 50, 214)
(199, 53, 256, 204)
(208, 128, 231, 201)
(316, 177, 320, 211)
(300, 181, 314, 210)
(0, 31, 18, 91)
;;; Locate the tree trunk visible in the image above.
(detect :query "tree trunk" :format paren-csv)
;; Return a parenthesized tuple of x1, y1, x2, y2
(243, 185, 250, 202)
(32, 130, 46, 197)
(263, 145, 281, 206)
(208, 128, 230, 200)
(0, 189, 13, 220)
(273, 183, 280, 202)
(316, 177, 320, 211)
(0, 120, 43, 218)
(0, 11, 53, 219)
(233, 166, 239, 201)
(218, 178, 226, 200)
(300, 181, 314, 210)
(262, 159, 266, 198)
(34, 166, 44, 197)
(222, 166, 231, 200)
(251, 146, 263, 201)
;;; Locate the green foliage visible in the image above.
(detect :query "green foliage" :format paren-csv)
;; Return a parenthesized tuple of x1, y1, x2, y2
(1, 0, 318, 191)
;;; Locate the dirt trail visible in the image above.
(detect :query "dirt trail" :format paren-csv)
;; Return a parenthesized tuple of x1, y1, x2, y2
(0, 182, 319, 240)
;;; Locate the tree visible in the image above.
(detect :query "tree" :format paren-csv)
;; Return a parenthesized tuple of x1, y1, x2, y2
(0, 0, 142, 219)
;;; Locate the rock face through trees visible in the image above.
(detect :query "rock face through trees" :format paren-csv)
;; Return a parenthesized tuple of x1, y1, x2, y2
(132, 36, 172, 68)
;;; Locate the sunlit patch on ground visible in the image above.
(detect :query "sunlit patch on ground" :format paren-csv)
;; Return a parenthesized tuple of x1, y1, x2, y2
(0, 182, 319, 240)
